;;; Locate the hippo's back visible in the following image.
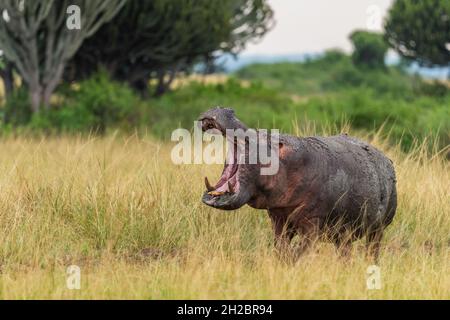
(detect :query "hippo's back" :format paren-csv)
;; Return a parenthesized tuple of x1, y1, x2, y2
(303, 134, 397, 230)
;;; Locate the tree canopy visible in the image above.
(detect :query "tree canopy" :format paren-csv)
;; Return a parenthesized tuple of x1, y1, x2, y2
(67, 0, 274, 96)
(350, 30, 388, 69)
(384, 0, 450, 68)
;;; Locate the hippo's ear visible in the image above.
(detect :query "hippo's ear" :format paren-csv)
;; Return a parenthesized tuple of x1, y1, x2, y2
(278, 142, 292, 160)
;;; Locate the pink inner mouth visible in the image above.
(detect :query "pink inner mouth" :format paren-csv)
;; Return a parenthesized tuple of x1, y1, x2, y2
(207, 142, 240, 194)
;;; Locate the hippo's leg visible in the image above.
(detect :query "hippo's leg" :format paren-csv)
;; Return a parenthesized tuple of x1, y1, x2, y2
(268, 209, 296, 252)
(331, 224, 360, 259)
(269, 208, 321, 260)
(294, 216, 321, 258)
(334, 237, 353, 259)
(366, 228, 383, 262)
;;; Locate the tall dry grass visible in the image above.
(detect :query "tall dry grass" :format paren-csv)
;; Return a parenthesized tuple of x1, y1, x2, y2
(0, 128, 448, 299)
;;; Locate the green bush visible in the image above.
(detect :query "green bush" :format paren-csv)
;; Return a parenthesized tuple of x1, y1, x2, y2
(415, 81, 450, 97)
(143, 78, 296, 138)
(142, 79, 449, 151)
(295, 89, 449, 150)
(31, 72, 141, 133)
(237, 51, 421, 98)
(2, 88, 32, 126)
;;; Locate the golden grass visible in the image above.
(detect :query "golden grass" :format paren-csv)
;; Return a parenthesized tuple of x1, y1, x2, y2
(0, 129, 448, 299)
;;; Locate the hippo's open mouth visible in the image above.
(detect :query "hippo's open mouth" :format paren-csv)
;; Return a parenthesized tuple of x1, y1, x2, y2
(204, 141, 240, 196)
(200, 114, 250, 210)
(202, 143, 244, 210)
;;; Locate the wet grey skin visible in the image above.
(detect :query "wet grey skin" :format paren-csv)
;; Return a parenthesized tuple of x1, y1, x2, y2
(198, 107, 397, 260)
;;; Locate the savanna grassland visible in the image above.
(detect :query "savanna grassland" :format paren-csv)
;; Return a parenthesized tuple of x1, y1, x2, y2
(0, 127, 448, 299)
(0, 52, 449, 299)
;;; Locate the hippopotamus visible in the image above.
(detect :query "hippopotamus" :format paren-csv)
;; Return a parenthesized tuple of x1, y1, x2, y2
(199, 107, 397, 260)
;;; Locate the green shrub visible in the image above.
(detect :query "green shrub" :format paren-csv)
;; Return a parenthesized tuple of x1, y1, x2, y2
(297, 89, 449, 150)
(143, 78, 296, 138)
(415, 81, 450, 97)
(143, 79, 449, 151)
(237, 52, 419, 98)
(32, 72, 141, 133)
(2, 88, 32, 126)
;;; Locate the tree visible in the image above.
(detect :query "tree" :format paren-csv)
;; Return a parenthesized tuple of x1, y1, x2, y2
(0, 0, 125, 112)
(67, 0, 274, 96)
(349, 30, 388, 69)
(384, 0, 450, 68)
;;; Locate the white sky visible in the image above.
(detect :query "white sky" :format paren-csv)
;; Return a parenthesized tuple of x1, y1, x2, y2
(243, 0, 394, 55)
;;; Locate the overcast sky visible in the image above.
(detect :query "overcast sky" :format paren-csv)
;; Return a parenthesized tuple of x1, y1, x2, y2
(243, 0, 394, 56)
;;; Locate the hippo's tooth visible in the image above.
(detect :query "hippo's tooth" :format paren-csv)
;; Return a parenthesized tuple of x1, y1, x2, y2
(228, 181, 234, 194)
(204, 177, 214, 192)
